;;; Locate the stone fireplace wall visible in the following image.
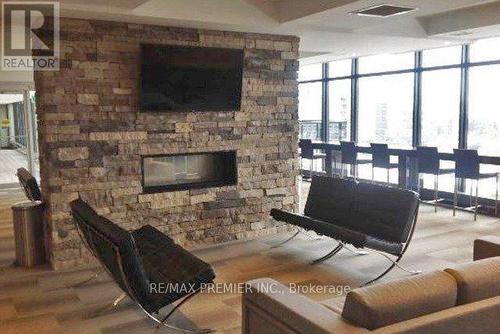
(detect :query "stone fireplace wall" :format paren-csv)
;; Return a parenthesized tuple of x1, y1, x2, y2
(34, 18, 300, 270)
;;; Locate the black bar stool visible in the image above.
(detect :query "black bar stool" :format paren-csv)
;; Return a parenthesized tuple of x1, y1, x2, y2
(453, 149, 499, 221)
(370, 143, 398, 186)
(416, 146, 455, 212)
(299, 139, 325, 180)
(340, 141, 371, 180)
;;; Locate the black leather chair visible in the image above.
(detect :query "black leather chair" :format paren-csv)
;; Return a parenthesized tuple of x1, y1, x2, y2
(340, 141, 371, 181)
(370, 143, 398, 185)
(416, 146, 455, 213)
(271, 175, 420, 285)
(453, 149, 499, 221)
(16, 167, 42, 201)
(299, 139, 325, 179)
(70, 199, 216, 333)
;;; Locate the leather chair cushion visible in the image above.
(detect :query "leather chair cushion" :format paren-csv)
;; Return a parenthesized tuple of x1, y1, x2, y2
(70, 200, 133, 292)
(270, 209, 367, 248)
(304, 176, 356, 226)
(364, 236, 403, 256)
(70, 200, 216, 314)
(132, 225, 216, 311)
(342, 271, 457, 330)
(444, 257, 500, 305)
(349, 182, 419, 243)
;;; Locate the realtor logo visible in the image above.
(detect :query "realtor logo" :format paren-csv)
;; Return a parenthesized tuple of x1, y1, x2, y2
(1, 1, 60, 71)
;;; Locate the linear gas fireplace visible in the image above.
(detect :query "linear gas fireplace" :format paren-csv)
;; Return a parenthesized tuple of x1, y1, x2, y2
(142, 151, 237, 193)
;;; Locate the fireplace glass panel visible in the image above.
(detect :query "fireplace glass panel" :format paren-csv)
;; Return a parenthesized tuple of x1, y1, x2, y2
(143, 151, 237, 192)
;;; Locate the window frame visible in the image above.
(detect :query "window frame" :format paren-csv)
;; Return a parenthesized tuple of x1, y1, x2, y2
(298, 43, 500, 200)
(298, 44, 500, 148)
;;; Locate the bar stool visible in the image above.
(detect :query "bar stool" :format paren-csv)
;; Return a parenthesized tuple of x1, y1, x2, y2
(453, 149, 499, 221)
(299, 139, 325, 180)
(340, 141, 371, 180)
(370, 143, 398, 186)
(416, 146, 455, 212)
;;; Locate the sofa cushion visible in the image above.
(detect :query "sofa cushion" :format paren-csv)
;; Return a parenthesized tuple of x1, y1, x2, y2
(321, 295, 345, 314)
(444, 257, 500, 305)
(341, 271, 457, 330)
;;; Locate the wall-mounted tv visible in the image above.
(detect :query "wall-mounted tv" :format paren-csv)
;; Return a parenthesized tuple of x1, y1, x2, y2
(140, 44, 244, 112)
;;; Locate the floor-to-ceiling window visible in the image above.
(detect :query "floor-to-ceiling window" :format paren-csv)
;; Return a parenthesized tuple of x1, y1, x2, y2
(466, 38, 500, 199)
(358, 73, 414, 147)
(357, 53, 414, 182)
(420, 69, 461, 152)
(298, 64, 323, 140)
(419, 46, 462, 191)
(297, 38, 500, 202)
(358, 53, 414, 74)
(328, 59, 352, 142)
(421, 47, 462, 152)
(328, 80, 351, 141)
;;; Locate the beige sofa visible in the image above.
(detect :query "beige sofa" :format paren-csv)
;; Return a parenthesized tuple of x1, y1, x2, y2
(243, 236, 500, 334)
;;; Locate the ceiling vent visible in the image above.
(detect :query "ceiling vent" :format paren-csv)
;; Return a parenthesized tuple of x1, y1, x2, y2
(353, 4, 417, 17)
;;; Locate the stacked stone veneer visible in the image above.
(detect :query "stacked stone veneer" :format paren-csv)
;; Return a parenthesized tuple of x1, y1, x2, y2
(33, 18, 300, 270)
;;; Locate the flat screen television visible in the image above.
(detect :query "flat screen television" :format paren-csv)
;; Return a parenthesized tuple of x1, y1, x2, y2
(140, 44, 244, 112)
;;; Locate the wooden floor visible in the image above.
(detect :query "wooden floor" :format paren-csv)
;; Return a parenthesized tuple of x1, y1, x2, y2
(0, 181, 499, 333)
(0, 149, 28, 185)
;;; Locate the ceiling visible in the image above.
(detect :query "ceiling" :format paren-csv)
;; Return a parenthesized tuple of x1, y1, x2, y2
(7, 0, 500, 65)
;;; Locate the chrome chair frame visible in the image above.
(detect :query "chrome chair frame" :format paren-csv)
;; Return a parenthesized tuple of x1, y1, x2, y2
(271, 228, 323, 248)
(311, 206, 420, 286)
(272, 205, 420, 286)
(72, 210, 214, 333)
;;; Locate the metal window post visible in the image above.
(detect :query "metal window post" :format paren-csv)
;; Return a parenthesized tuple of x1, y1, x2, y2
(410, 51, 423, 189)
(413, 51, 423, 148)
(351, 58, 359, 143)
(459, 45, 470, 150)
(22, 90, 36, 175)
(322, 63, 329, 142)
(458, 45, 470, 193)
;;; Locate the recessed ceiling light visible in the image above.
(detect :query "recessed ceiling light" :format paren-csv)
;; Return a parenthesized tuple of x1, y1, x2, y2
(352, 4, 418, 18)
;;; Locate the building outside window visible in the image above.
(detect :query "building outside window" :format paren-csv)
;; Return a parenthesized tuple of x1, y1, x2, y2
(328, 79, 351, 142)
(298, 82, 322, 140)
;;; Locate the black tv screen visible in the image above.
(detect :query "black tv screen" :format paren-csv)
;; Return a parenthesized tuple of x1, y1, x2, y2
(140, 44, 243, 112)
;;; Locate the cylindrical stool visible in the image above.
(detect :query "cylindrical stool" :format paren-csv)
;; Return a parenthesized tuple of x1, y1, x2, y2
(12, 201, 46, 267)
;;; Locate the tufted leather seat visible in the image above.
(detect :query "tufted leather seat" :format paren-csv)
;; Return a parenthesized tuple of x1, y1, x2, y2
(271, 175, 420, 282)
(70, 199, 215, 314)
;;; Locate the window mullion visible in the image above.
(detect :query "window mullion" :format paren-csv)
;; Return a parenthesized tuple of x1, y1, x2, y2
(351, 58, 359, 143)
(413, 51, 423, 148)
(459, 45, 470, 149)
(322, 63, 329, 142)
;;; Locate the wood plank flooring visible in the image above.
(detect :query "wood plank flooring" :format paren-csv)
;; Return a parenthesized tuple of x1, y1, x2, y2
(0, 149, 28, 185)
(0, 181, 499, 333)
